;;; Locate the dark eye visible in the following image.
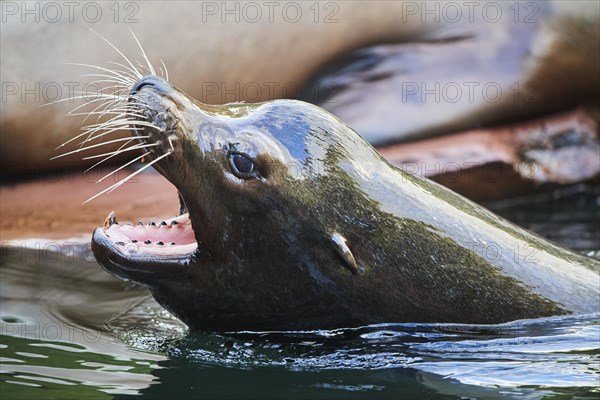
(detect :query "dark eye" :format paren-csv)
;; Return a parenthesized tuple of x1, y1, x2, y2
(229, 152, 255, 178)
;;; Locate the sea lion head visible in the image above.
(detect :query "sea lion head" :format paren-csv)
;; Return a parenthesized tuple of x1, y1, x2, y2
(92, 75, 387, 330)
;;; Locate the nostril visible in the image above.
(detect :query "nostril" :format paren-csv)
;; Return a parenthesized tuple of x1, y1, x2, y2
(130, 80, 155, 95)
(130, 76, 170, 96)
(130, 76, 157, 95)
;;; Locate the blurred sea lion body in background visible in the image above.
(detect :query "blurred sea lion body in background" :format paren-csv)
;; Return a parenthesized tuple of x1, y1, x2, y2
(1, 0, 598, 175)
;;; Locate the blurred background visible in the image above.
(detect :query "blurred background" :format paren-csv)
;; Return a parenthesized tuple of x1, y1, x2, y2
(1, 1, 599, 399)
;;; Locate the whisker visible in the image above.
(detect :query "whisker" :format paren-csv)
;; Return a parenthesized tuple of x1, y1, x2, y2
(78, 114, 135, 137)
(42, 93, 125, 108)
(78, 121, 138, 138)
(55, 115, 132, 149)
(61, 130, 143, 153)
(84, 80, 131, 92)
(83, 139, 136, 172)
(83, 150, 172, 204)
(66, 62, 137, 83)
(85, 78, 132, 91)
(83, 142, 160, 160)
(54, 28, 171, 193)
(86, 27, 143, 79)
(80, 119, 137, 135)
(96, 150, 152, 183)
(129, 27, 156, 75)
(134, 62, 151, 77)
(64, 99, 127, 119)
(79, 125, 137, 145)
(83, 98, 130, 126)
(70, 93, 126, 103)
(68, 98, 127, 123)
(81, 118, 158, 133)
(57, 103, 150, 149)
(79, 114, 135, 129)
(160, 59, 169, 81)
(68, 90, 127, 98)
(72, 101, 152, 120)
(69, 110, 142, 118)
(106, 61, 142, 81)
(79, 124, 154, 146)
(78, 121, 156, 144)
(81, 73, 132, 85)
(51, 136, 149, 159)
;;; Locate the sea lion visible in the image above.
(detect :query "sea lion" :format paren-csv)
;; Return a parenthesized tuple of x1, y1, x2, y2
(91, 74, 599, 331)
(1, 1, 598, 174)
(305, 0, 600, 144)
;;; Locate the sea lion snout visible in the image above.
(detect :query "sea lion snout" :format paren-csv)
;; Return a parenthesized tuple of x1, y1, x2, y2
(127, 75, 191, 166)
(129, 75, 172, 97)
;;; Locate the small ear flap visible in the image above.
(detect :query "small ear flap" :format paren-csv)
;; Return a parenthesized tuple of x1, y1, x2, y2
(331, 232, 361, 275)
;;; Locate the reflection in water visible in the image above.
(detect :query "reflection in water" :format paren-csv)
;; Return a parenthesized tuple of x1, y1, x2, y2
(0, 244, 165, 397)
(108, 309, 598, 399)
(1, 187, 599, 399)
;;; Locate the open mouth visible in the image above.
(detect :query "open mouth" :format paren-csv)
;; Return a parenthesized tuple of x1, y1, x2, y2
(92, 191, 198, 279)
(102, 210, 196, 256)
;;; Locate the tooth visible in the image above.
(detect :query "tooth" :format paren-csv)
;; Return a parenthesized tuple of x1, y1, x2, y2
(178, 192, 188, 215)
(104, 211, 119, 228)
